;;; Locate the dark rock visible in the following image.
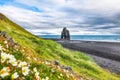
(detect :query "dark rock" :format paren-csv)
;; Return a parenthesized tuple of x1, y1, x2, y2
(0, 31, 16, 47)
(65, 66, 72, 71)
(8, 37, 15, 47)
(60, 65, 65, 69)
(0, 31, 8, 38)
(61, 27, 70, 40)
(55, 60, 60, 65)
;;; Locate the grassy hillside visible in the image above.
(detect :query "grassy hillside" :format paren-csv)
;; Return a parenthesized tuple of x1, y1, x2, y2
(0, 13, 120, 80)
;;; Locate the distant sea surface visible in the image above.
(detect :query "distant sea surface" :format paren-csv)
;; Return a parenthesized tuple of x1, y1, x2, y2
(38, 35, 120, 42)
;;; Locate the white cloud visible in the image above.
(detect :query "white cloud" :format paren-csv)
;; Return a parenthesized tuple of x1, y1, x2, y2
(66, 0, 120, 14)
(0, 0, 120, 35)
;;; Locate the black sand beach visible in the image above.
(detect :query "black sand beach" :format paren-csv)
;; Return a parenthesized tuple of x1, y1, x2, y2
(49, 39, 120, 74)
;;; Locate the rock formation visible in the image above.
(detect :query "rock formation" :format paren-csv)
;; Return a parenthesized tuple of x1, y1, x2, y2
(61, 27, 70, 40)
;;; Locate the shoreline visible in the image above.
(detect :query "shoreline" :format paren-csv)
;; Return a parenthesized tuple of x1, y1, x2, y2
(47, 38, 120, 43)
(46, 38, 120, 74)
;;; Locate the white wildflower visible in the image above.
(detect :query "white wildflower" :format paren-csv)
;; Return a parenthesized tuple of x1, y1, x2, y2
(1, 52, 8, 63)
(0, 67, 10, 78)
(46, 77, 49, 80)
(33, 67, 37, 73)
(34, 58, 37, 61)
(45, 61, 48, 65)
(22, 61, 28, 66)
(42, 77, 49, 80)
(16, 48, 18, 51)
(5, 53, 17, 66)
(35, 72, 40, 80)
(22, 67, 30, 76)
(33, 67, 40, 80)
(4, 40, 7, 44)
(11, 72, 19, 79)
(58, 76, 61, 79)
(60, 73, 63, 77)
(26, 57, 31, 60)
(8, 58, 17, 66)
(6, 44, 9, 49)
(7, 54, 15, 60)
(22, 49, 25, 52)
(0, 44, 2, 51)
(42, 78, 45, 80)
(18, 61, 27, 67)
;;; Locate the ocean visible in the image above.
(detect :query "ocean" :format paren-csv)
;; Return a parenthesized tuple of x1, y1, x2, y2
(38, 35, 120, 42)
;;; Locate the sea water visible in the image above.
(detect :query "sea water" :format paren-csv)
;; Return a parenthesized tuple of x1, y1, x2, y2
(38, 35, 120, 42)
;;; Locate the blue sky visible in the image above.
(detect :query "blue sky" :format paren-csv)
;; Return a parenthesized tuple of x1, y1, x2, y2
(0, 0, 120, 35)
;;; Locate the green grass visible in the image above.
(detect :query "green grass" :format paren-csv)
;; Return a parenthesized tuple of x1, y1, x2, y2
(0, 13, 120, 80)
(0, 43, 71, 80)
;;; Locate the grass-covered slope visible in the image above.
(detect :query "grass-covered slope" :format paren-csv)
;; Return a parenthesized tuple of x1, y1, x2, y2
(0, 13, 120, 80)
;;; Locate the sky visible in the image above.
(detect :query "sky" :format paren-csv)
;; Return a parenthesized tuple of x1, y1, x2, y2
(0, 0, 120, 35)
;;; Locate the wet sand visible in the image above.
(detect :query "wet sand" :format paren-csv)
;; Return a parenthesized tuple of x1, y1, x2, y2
(49, 39, 120, 74)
